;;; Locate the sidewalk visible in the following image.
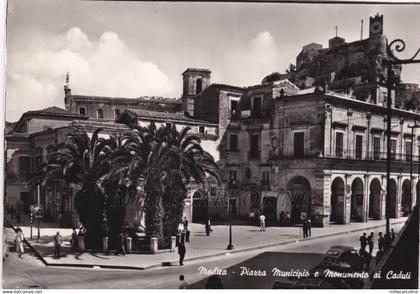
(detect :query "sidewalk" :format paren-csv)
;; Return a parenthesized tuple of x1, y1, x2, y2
(8, 218, 407, 270)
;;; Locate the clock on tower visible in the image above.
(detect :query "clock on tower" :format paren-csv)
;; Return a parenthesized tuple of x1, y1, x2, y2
(369, 14, 383, 37)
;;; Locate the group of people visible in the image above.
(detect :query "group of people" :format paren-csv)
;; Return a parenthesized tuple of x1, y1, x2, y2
(70, 226, 86, 250)
(359, 229, 396, 259)
(278, 211, 292, 226)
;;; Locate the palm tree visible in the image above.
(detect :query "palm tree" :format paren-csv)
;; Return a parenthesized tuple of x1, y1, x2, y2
(160, 125, 220, 246)
(109, 123, 220, 248)
(31, 128, 118, 248)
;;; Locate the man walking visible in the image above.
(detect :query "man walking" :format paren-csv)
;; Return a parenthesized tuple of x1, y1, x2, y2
(54, 231, 63, 259)
(359, 232, 367, 252)
(116, 231, 126, 255)
(302, 220, 308, 238)
(307, 218, 312, 237)
(367, 232, 374, 255)
(15, 227, 24, 258)
(378, 232, 385, 252)
(178, 241, 186, 266)
(259, 214, 266, 232)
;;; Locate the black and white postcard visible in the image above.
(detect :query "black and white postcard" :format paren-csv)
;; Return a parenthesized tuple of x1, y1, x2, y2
(2, 0, 419, 291)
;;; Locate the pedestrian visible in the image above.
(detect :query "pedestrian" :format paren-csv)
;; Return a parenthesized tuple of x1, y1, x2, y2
(54, 231, 63, 258)
(178, 222, 184, 234)
(116, 231, 126, 255)
(259, 214, 266, 232)
(307, 218, 312, 237)
(378, 232, 385, 252)
(179, 275, 188, 289)
(279, 211, 285, 226)
(15, 228, 25, 258)
(367, 232, 374, 255)
(178, 241, 186, 266)
(16, 212, 21, 224)
(205, 275, 224, 289)
(390, 229, 396, 241)
(205, 218, 212, 236)
(183, 217, 189, 231)
(302, 220, 308, 238)
(359, 232, 367, 252)
(70, 227, 78, 250)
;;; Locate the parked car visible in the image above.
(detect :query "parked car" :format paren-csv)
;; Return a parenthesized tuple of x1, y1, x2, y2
(321, 245, 366, 271)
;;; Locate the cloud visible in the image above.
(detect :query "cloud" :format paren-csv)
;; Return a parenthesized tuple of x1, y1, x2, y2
(6, 27, 175, 121)
(214, 31, 282, 86)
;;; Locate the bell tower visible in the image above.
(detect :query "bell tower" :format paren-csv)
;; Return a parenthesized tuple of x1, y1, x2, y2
(369, 14, 383, 38)
(64, 72, 72, 110)
(181, 68, 211, 117)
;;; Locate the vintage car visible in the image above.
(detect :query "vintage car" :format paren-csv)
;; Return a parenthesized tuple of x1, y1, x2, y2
(321, 245, 366, 271)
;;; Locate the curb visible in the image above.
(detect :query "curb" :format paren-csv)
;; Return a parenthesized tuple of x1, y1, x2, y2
(24, 219, 407, 271)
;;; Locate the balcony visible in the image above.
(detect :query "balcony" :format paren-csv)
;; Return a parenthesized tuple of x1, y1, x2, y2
(326, 149, 420, 163)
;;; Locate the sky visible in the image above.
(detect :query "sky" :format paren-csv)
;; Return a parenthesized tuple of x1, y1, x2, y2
(4, 0, 420, 121)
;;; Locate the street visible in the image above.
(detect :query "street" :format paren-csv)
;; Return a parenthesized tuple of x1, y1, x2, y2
(2, 222, 404, 289)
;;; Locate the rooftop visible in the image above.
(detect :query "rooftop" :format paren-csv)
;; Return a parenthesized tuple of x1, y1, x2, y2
(26, 106, 77, 116)
(123, 109, 217, 125)
(182, 68, 212, 75)
(70, 95, 181, 104)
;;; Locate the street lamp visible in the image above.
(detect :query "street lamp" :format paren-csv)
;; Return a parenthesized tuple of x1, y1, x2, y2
(383, 39, 420, 237)
(226, 181, 235, 250)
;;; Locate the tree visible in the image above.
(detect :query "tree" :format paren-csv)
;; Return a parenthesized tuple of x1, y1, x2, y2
(110, 123, 220, 248)
(30, 128, 125, 249)
(159, 125, 220, 246)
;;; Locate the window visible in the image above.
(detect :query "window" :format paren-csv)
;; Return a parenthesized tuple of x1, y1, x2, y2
(114, 109, 121, 119)
(19, 156, 32, 180)
(294, 132, 305, 158)
(79, 107, 86, 116)
(261, 171, 270, 186)
(405, 141, 412, 162)
(252, 96, 262, 117)
(250, 134, 260, 159)
(373, 137, 381, 160)
(97, 108, 104, 119)
(196, 78, 203, 94)
(229, 134, 238, 152)
(199, 126, 205, 133)
(230, 100, 238, 118)
(391, 139, 397, 160)
(355, 135, 363, 159)
(335, 132, 343, 158)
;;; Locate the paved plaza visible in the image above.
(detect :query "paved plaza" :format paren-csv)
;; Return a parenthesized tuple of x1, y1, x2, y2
(4, 217, 407, 270)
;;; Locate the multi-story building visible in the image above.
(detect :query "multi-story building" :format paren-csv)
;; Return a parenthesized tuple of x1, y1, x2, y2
(5, 13, 419, 228)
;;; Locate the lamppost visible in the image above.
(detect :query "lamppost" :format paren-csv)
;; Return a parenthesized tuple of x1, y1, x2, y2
(408, 122, 420, 215)
(226, 181, 234, 250)
(383, 39, 420, 237)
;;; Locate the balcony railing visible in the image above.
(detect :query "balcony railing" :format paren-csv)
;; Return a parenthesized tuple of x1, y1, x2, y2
(327, 149, 420, 162)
